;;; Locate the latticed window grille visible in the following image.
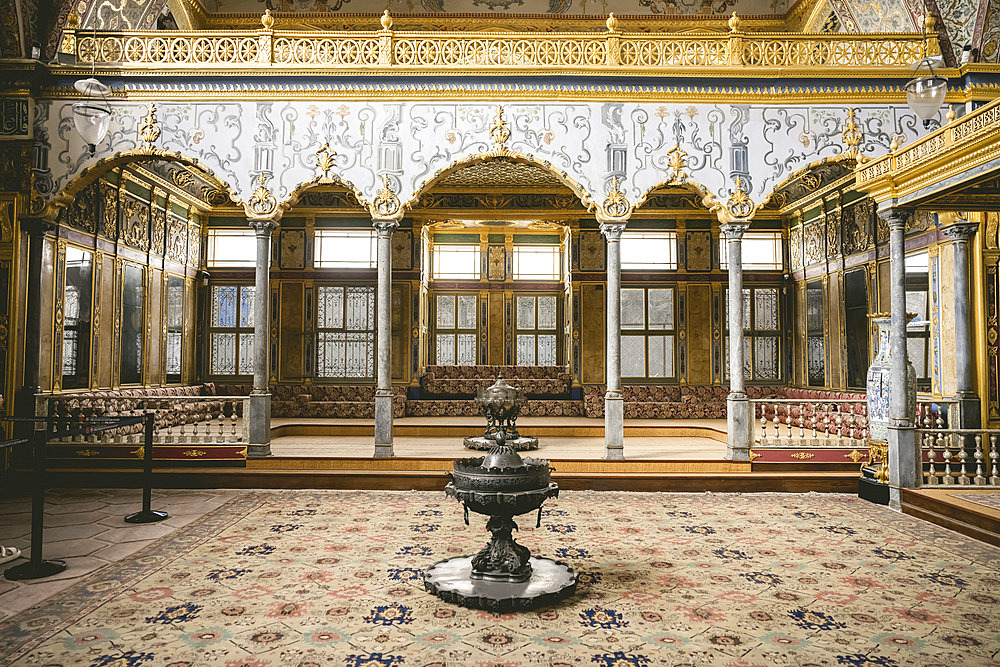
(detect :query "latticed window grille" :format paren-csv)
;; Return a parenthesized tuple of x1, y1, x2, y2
(62, 247, 93, 389)
(434, 293, 477, 365)
(317, 285, 376, 378)
(620, 286, 676, 379)
(806, 281, 825, 386)
(165, 275, 184, 382)
(209, 284, 254, 376)
(723, 287, 782, 382)
(905, 252, 931, 391)
(120, 264, 146, 385)
(515, 295, 558, 366)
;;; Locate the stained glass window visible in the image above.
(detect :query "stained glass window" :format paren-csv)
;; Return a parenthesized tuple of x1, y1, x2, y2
(62, 247, 93, 389)
(165, 275, 184, 382)
(619, 286, 676, 380)
(515, 295, 560, 366)
(317, 285, 376, 378)
(433, 293, 477, 365)
(210, 284, 255, 376)
(722, 286, 781, 382)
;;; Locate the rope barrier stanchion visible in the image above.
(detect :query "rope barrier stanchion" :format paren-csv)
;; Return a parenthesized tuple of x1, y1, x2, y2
(125, 413, 168, 524)
(4, 425, 66, 581)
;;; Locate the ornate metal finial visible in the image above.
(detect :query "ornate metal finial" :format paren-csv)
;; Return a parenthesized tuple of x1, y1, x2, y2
(372, 174, 401, 218)
(139, 103, 160, 150)
(946, 107, 957, 123)
(726, 175, 754, 219)
(261, 8, 274, 29)
(601, 177, 630, 220)
(606, 12, 618, 32)
(67, 11, 79, 29)
(841, 108, 863, 160)
(490, 105, 511, 152)
(889, 135, 900, 151)
(666, 142, 688, 184)
(728, 11, 741, 33)
(315, 142, 337, 179)
(380, 9, 393, 30)
(923, 11, 936, 34)
(246, 172, 278, 219)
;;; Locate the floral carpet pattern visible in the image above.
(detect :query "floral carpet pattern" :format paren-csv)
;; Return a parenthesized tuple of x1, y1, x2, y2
(950, 493, 1000, 512)
(1, 491, 1000, 666)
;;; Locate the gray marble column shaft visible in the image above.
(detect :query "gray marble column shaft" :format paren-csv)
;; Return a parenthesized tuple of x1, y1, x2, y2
(883, 207, 918, 509)
(721, 222, 751, 462)
(247, 218, 275, 457)
(942, 221, 981, 429)
(600, 221, 625, 460)
(374, 218, 398, 457)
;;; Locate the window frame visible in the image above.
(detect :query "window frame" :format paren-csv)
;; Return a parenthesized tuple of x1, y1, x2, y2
(207, 283, 255, 378)
(314, 229, 378, 269)
(431, 244, 482, 281)
(720, 231, 784, 271)
(315, 283, 377, 381)
(61, 244, 95, 390)
(511, 244, 561, 281)
(723, 285, 783, 383)
(119, 262, 146, 386)
(805, 279, 826, 387)
(904, 251, 932, 391)
(619, 285, 678, 382)
(620, 231, 678, 270)
(164, 273, 185, 384)
(206, 228, 257, 268)
(431, 291, 479, 366)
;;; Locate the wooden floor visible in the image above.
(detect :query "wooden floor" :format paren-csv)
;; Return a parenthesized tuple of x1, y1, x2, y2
(902, 487, 1000, 547)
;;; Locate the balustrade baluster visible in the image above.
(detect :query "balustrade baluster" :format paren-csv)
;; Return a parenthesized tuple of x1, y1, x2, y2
(958, 437, 970, 485)
(990, 435, 999, 486)
(926, 435, 938, 485)
(822, 404, 831, 445)
(759, 404, 767, 444)
(231, 401, 238, 441)
(974, 435, 986, 485)
(834, 410, 843, 446)
(941, 433, 953, 484)
(798, 411, 805, 440)
(771, 404, 779, 445)
(217, 406, 225, 439)
(810, 404, 818, 443)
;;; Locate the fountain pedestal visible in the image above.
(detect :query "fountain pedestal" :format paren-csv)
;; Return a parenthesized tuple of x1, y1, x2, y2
(423, 434, 575, 612)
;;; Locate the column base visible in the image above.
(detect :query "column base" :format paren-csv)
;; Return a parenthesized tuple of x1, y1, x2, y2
(374, 390, 394, 457)
(951, 395, 981, 430)
(604, 393, 623, 460)
(244, 395, 271, 458)
(726, 392, 751, 462)
(887, 425, 918, 512)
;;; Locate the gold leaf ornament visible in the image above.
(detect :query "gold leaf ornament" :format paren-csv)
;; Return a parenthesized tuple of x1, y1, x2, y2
(667, 142, 688, 184)
(315, 142, 337, 179)
(841, 108, 863, 160)
(372, 174, 401, 218)
(247, 173, 278, 218)
(490, 105, 511, 152)
(139, 103, 161, 150)
(601, 177, 630, 220)
(726, 176, 754, 219)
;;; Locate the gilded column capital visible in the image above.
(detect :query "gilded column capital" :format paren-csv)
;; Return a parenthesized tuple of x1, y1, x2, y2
(244, 173, 280, 221)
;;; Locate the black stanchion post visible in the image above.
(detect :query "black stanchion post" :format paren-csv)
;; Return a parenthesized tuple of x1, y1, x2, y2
(125, 413, 167, 524)
(5, 424, 66, 580)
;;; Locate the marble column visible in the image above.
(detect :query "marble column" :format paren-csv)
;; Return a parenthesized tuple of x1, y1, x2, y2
(600, 220, 625, 460)
(942, 220, 980, 429)
(721, 221, 752, 462)
(883, 207, 919, 510)
(246, 218, 275, 457)
(373, 218, 398, 458)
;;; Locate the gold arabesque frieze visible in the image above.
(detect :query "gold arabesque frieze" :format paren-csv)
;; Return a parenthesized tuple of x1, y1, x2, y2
(65, 21, 930, 77)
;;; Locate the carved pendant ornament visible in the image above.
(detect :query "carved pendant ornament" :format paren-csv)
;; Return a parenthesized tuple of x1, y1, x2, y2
(490, 105, 511, 155)
(726, 175, 754, 220)
(601, 176, 630, 220)
(245, 173, 278, 219)
(138, 103, 161, 153)
(371, 174, 401, 219)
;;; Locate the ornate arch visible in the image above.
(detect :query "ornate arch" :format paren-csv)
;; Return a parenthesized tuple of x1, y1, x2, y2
(631, 177, 724, 221)
(402, 151, 597, 214)
(45, 149, 240, 218)
(279, 175, 370, 214)
(758, 155, 858, 215)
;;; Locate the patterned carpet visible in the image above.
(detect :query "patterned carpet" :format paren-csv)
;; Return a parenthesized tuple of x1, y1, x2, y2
(2, 491, 1000, 666)
(949, 493, 1000, 511)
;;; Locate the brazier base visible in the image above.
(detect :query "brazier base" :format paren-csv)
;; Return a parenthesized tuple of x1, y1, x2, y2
(423, 555, 576, 612)
(463, 436, 538, 451)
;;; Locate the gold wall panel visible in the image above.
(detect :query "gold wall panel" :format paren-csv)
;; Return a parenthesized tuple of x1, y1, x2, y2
(687, 283, 712, 385)
(279, 282, 305, 380)
(38, 238, 54, 392)
(686, 230, 712, 272)
(580, 284, 605, 384)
